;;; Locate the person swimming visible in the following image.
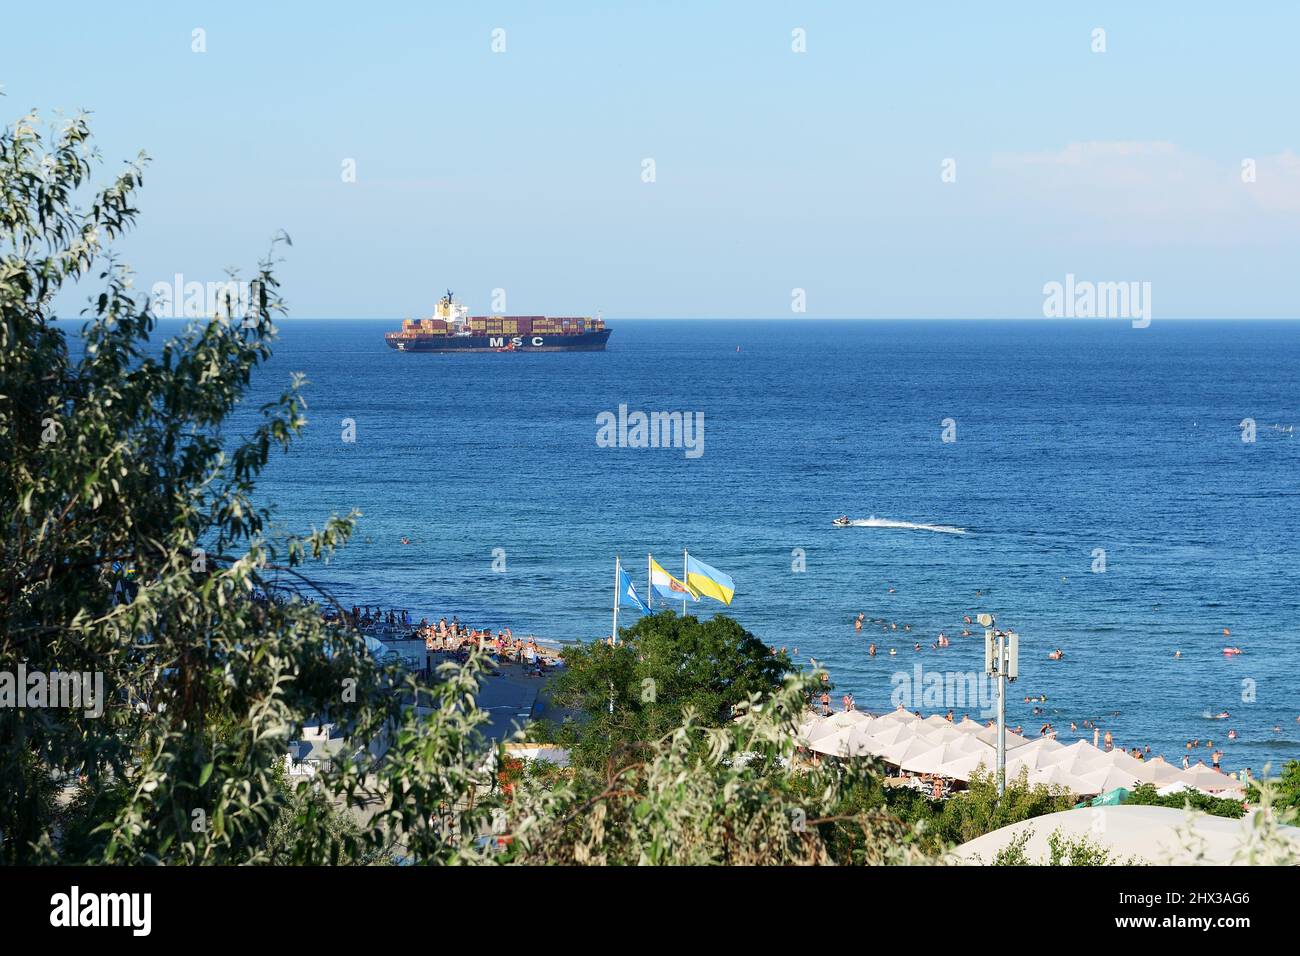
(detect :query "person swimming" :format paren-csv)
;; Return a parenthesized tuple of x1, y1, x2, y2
(1047, 648, 1064, 660)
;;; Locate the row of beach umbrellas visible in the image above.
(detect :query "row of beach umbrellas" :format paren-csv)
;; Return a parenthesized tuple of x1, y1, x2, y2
(796, 708, 1244, 797)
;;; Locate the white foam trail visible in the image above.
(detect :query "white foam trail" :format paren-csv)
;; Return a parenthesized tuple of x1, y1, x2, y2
(844, 517, 968, 535)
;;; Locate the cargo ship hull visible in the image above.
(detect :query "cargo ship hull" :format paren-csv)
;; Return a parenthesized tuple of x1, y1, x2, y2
(385, 328, 611, 353)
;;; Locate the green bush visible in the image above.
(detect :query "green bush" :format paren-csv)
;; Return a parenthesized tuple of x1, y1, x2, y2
(1124, 783, 1245, 819)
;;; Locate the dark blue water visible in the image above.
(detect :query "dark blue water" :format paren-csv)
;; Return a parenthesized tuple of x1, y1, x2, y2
(190, 319, 1300, 772)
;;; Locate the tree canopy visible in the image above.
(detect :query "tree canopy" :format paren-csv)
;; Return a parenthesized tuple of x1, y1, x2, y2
(543, 611, 790, 769)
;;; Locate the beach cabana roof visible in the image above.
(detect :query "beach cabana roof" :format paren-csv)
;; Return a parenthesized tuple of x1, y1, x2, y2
(953, 805, 1300, 865)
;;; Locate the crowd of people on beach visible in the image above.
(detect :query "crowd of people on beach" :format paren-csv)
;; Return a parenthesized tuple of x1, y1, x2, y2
(414, 616, 550, 675)
(324, 604, 555, 677)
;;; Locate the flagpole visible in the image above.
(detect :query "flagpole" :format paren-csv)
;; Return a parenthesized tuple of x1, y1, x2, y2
(683, 548, 688, 616)
(647, 553, 652, 611)
(612, 556, 620, 645)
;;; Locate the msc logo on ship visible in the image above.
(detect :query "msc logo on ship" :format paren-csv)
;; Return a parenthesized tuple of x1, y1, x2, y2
(489, 336, 545, 348)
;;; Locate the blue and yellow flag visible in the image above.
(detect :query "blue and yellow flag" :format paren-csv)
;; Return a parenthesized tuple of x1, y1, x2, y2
(685, 554, 736, 605)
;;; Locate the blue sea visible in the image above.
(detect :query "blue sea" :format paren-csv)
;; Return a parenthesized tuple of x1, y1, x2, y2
(174, 319, 1300, 772)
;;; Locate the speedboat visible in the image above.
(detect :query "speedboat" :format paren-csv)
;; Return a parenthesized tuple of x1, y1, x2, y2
(832, 515, 851, 527)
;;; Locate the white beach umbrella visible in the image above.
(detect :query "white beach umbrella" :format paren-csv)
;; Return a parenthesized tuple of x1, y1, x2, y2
(1004, 753, 1048, 778)
(1040, 739, 1102, 768)
(955, 716, 988, 735)
(1132, 756, 1187, 787)
(881, 736, 940, 769)
(974, 725, 1033, 751)
(810, 726, 877, 758)
(1077, 764, 1141, 796)
(797, 710, 868, 746)
(936, 750, 995, 782)
(1100, 748, 1149, 773)
(875, 706, 921, 727)
(1183, 761, 1245, 793)
(917, 723, 968, 746)
(1025, 764, 1092, 792)
(865, 721, 915, 748)
(1026, 736, 1066, 756)
(838, 722, 893, 759)
(1002, 736, 1068, 774)
(898, 737, 986, 775)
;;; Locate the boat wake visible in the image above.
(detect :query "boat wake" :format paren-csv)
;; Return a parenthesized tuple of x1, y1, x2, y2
(841, 516, 968, 535)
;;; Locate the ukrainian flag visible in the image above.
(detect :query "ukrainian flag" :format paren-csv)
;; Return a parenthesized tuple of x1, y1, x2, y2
(685, 554, 736, 606)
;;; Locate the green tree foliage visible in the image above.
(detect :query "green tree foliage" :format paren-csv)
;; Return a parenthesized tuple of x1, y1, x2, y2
(1247, 759, 1300, 813)
(1123, 783, 1245, 819)
(989, 829, 1134, 866)
(477, 676, 929, 866)
(0, 107, 451, 864)
(801, 765, 1079, 855)
(543, 611, 789, 770)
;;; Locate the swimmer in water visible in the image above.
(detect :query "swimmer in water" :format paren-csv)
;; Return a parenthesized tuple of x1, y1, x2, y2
(1174, 649, 1181, 658)
(1048, 648, 1064, 660)
(855, 613, 864, 631)
(868, 642, 876, 657)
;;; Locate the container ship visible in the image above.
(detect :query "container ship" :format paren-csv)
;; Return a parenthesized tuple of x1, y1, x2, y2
(384, 290, 611, 353)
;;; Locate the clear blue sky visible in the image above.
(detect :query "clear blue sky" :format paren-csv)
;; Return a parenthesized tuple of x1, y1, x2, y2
(4, 1, 1298, 318)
